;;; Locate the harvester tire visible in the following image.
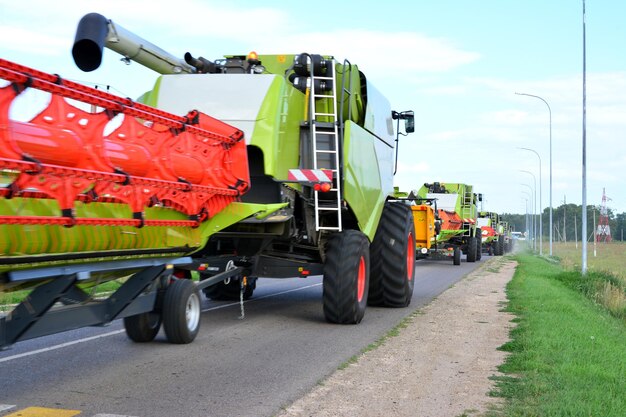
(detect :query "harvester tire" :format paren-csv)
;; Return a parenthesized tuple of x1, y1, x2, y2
(323, 230, 370, 324)
(467, 236, 477, 262)
(453, 246, 461, 265)
(162, 279, 201, 344)
(476, 228, 482, 261)
(496, 235, 504, 256)
(368, 203, 416, 308)
(124, 312, 162, 343)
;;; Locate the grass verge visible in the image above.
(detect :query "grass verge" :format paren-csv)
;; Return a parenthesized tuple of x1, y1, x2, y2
(491, 253, 626, 416)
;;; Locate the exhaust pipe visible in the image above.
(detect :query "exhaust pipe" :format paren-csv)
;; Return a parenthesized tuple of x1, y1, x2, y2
(72, 13, 195, 75)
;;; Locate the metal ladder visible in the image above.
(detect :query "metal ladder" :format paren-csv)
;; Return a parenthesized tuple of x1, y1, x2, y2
(308, 57, 342, 232)
(461, 189, 474, 223)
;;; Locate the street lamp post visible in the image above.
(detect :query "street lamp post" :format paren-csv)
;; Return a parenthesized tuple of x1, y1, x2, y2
(518, 147, 543, 255)
(515, 92, 553, 256)
(520, 170, 538, 253)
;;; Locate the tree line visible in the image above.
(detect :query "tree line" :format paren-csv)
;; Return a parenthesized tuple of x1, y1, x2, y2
(501, 204, 626, 242)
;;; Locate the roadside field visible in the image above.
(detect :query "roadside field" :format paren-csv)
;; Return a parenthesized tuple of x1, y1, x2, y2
(493, 253, 626, 416)
(550, 241, 625, 281)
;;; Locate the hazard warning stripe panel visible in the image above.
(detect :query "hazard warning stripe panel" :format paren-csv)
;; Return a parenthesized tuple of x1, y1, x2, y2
(287, 169, 333, 183)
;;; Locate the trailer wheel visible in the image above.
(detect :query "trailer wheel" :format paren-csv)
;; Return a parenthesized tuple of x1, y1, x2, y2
(162, 279, 201, 344)
(453, 246, 461, 265)
(475, 228, 482, 261)
(124, 312, 162, 343)
(466, 235, 477, 262)
(323, 230, 370, 324)
(368, 203, 416, 308)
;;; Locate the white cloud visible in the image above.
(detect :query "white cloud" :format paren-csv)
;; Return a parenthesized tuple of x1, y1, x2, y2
(0, 26, 66, 56)
(261, 30, 480, 75)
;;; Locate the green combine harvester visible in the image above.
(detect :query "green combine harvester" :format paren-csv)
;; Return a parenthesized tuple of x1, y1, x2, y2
(415, 182, 482, 265)
(477, 211, 505, 255)
(0, 13, 417, 348)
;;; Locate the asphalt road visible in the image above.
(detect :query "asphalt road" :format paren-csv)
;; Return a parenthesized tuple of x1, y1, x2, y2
(0, 256, 487, 417)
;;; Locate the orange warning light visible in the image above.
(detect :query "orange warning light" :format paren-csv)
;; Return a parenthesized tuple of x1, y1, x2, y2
(314, 183, 332, 192)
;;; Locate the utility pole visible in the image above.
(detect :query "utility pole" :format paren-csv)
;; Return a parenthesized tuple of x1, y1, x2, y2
(596, 188, 612, 242)
(563, 195, 567, 242)
(593, 209, 597, 257)
(575, 212, 578, 249)
(581, 0, 588, 274)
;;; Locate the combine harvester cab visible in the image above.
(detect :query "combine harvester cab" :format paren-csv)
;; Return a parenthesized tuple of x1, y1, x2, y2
(0, 13, 417, 348)
(415, 182, 482, 265)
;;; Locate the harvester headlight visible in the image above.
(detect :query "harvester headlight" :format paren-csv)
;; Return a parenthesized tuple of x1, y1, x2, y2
(252, 65, 265, 74)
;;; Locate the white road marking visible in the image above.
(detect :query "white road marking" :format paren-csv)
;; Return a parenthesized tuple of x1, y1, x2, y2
(0, 404, 16, 412)
(0, 282, 322, 363)
(93, 414, 139, 417)
(0, 330, 125, 364)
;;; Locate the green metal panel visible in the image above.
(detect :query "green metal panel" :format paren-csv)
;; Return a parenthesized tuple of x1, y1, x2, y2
(343, 122, 387, 241)
(0, 197, 200, 273)
(438, 229, 465, 242)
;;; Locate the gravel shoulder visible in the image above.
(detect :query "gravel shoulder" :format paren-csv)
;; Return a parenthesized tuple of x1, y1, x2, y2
(276, 256, 517, 417)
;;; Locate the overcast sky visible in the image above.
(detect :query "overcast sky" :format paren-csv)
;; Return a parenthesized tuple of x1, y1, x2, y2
(1, 0, 624, 215)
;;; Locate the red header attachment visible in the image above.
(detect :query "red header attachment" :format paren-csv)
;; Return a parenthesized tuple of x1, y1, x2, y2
(0, 58, 249, 227)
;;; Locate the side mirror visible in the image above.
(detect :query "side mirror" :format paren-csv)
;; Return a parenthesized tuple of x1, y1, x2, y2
(404, 113, 415, 133)
(391, 110, 415, 134)
(391, 109, 415, 175)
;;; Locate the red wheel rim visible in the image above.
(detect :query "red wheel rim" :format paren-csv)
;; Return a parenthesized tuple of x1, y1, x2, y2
(357, 256, 366, 302)
(406, 233, 415, 282)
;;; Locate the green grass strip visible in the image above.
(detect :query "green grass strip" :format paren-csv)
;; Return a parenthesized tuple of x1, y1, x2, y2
(492, 254, 626, 416)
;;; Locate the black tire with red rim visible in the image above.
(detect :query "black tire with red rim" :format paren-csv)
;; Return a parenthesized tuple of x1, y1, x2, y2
(323, 230, 370, 324)
(368, 203, 416, 308)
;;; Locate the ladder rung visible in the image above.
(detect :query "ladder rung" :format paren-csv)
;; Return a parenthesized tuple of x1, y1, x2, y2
(314, 113, 336, 117)
(315, 150, 337, 154)
(318, 226, 341, 231)
(317, 207, 340, 211)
